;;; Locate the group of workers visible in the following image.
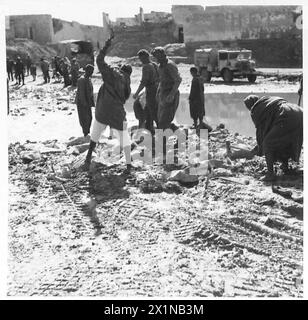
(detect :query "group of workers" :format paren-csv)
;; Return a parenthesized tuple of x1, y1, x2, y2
(75, 34, 303, 180)
(6, 54, 33, 85)
(7, 34, 302, 181)
(7, 54, 81, 87)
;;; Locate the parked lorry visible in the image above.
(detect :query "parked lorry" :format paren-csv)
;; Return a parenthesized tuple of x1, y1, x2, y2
(194, 48, 258, 83)
(50, 40, 94, 69)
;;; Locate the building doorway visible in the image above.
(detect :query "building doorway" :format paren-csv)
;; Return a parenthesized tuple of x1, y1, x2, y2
(178, 26, 184, 43)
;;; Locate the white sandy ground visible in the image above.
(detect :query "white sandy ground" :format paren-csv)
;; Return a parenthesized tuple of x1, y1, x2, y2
(7, 67, 303, 297)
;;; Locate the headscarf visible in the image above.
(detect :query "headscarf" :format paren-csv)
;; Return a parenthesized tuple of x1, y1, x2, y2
(244, 94, 259, 111)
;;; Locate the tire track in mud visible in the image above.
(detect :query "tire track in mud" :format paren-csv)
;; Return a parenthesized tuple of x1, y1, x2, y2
(8, 150, 303, 297)
(43, 172, 303, 297)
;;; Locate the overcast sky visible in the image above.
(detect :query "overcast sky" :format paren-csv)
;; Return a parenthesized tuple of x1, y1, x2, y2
(1, 0, 303, 26)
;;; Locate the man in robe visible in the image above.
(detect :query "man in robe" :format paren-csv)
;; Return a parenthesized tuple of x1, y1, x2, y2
(40, 58, 50, 83)
(133, 49, 159, 133)
(75, 64, 95, 137)
(84, 35, 133, 173)
(151, 47, 182, 131)
(71, 58, 80, 87)
(244, 95, 303, 181)
(188, 67, 205, 128)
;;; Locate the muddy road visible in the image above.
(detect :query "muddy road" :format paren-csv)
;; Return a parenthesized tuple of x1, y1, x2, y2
(7, 67, 303, 297)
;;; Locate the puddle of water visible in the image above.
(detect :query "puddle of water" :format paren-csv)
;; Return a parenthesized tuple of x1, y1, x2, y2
(125, 92, 299, 137)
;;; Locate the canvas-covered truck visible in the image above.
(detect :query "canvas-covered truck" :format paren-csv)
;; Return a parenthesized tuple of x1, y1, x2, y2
(50, 40, 94, 69)
(194, 48, 259, 83)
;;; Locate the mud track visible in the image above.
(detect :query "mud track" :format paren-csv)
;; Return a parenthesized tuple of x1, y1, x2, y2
(8, 144, 303, 297)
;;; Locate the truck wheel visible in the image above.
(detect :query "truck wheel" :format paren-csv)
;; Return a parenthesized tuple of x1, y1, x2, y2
(200, 68, 212, 82)
(247, 74, 257, 83)
(222, 69, 233, 83)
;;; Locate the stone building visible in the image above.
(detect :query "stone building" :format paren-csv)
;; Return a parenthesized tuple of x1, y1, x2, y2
(6, 14, 54, 44)
(171, 5, 302, 43)
(52, 19, 106, 49)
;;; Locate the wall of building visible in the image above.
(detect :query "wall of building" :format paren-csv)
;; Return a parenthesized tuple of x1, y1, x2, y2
(52, 19, 107, 49)
(172, 5, 302, 43)
(143, 11, 172, 23)
(108, 21, 177, 57)
(6, 14, 54, 44)
(115, 17, 139, 27)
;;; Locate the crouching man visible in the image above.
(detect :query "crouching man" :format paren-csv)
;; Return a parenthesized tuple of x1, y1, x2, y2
(244, 94, 303, 181)
(84, 35, 133, 173)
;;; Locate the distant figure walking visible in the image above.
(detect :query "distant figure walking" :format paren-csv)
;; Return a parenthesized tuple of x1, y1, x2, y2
(7, 58, 14, 81)
(40, 58, 50, 83)
(30, 63, 37, 81)
(60, 58, 71, 87)
(71, 58, 80, 87)
(75, 64, 95, 137)
(15, 56, 25, 85)
(25, 54, 32, 76)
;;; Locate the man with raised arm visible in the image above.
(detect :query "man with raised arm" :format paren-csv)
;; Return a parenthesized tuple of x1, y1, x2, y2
(84, 34, 133, 173)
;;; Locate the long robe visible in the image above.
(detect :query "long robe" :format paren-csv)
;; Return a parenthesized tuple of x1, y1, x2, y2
(247, 96, 303, 163)
(95, 52, 131, 131)
(189, 76, 205, 120)
(157, 59, 181, 129)
(140, 62, 159, 126)
(71, 61, 80, 86)
(75, 76, 94, 136)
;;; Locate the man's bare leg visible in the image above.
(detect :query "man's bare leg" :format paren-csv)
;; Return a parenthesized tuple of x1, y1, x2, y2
(123, 145, 132, 173)
(84, 140, 96, 170)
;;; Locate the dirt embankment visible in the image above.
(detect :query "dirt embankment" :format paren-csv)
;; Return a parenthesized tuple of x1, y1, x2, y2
(6, 39, 57, 64)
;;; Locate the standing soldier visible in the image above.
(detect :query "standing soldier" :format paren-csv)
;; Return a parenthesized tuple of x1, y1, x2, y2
(133, 49, 159, 133)
(30, 63, 37, 81)
(25, 54, 32, 76)
(15, 56, 25, 86)
(71, 58, 80, 87)
(75, 64, 95, 137)
(60, 58, 71, 87)
(40, 58, 50, 83)
(151, 47, 182, 131)
(7, 58, 14, 81)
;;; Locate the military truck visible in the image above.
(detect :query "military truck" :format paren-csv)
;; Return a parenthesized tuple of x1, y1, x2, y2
(194, 48, 258, 83)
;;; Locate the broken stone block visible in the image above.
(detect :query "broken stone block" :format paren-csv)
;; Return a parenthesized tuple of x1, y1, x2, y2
(168, 169, 199, 184)
(213, 168, 234, 177)
(162, 181, 182, 194)
(20, 151, 41, 164)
